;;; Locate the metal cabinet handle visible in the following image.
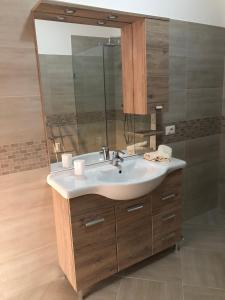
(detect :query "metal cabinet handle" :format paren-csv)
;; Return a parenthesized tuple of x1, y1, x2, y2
(85, 218, 105, 228)
(162, 233, 176, 241)
(162, 214, 176, 222)
(162, 193, 176, 201)
(127, 205, 144, 212)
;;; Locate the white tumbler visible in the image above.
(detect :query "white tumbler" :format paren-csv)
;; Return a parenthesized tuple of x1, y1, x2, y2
(61, 153, 73, 168)
(74, 160, 85, 176)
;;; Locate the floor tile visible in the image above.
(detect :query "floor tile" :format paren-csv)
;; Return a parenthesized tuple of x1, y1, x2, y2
(181, 247, 225, 289)
(117, 277, 166, 300)
(182, 224, 225, 250)
(119, 249, 182, 282)
(184, 209, 225, 228)
(85, 277, 120, 300)
(183, 285, 225, 300)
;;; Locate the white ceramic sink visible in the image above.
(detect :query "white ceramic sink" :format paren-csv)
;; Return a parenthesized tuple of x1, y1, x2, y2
(95, 160, 166, 199)
(47, 155, 186, 201)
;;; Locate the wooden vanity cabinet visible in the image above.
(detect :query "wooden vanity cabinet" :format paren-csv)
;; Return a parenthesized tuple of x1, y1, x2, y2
(52, 169, 182, 295)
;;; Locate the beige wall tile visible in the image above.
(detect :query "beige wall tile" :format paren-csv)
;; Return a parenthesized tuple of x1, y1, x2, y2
(0, 207, 56, 263)
(0, 244, 62, 299)
(0, 167, 50, 217)
(0, 47, 40, 97)
(8, 278, 77, 300)
(0, 0, 37, 49)
(0, 0, 61, 299)
(0, 170, 55, 261)
(0, 96, 45, 144)
(0, 168, 60, 298)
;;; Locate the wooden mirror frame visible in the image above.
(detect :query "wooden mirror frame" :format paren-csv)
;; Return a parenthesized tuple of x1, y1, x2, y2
(32, 0, 147, 115)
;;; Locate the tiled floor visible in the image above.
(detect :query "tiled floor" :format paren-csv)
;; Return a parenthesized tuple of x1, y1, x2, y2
(12, 209, 225, 300)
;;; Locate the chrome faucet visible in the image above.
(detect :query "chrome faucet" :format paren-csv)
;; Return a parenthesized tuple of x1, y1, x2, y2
(99, 146, 110, 161)
(111, 150, 125, 167)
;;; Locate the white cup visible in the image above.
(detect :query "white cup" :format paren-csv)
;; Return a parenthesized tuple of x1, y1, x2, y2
(74, 160, 85, 176)
(61, 153, 73, 169)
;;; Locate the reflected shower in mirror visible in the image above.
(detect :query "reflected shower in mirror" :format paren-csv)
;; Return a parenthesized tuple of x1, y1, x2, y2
(35, 20, 135, 167)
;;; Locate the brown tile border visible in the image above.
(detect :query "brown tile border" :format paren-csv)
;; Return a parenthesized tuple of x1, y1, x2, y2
(46, 110, 124, 126)
(0, 115, 222, 176)
(163, 116, 221, 143)
(0, 140, 49, 176)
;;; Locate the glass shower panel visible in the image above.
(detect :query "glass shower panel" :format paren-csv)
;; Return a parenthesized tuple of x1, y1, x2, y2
(103, 40, 132, 152)
(72, 36, 107, 154)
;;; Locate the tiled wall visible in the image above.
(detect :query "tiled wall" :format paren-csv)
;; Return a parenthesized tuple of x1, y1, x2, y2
(0, 3, 225, 297)
(0, 1, 61, 298)
(164, 20, 225, 220)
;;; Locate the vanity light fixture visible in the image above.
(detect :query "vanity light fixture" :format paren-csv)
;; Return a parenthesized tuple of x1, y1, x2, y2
(97, 20, 106, 25)
(64, 8, 76, 14)
(56, 16, 65, 21)
(108, 15, 118, 20)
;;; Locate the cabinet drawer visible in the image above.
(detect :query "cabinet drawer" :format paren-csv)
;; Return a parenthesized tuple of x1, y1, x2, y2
(152, 170, 182, 215)
(153, 207, 181, 240)
(153, 230, 181, 255)
(116, 199, 152, 270)
(75, 242, 117, 289)
(71, 207, 116, 250)
(70, 194, 113, 217)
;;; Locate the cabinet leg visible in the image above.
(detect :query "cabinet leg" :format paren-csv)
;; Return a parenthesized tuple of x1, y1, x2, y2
(175, 236, 184, 252)
(175, 242, 180, 252)
(77, 291, 83, 300)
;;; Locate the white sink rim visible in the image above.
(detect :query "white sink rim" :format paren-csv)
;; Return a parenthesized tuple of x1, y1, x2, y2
(47, 155, 187, 200)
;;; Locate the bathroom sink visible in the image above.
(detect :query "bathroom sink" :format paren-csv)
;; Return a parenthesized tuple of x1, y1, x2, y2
(97, 161, 147, 182)
(47, 155, 186, 201)
(95, 159, 167, 200)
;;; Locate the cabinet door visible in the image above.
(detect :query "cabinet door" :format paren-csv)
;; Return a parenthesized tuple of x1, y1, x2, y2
(115, 198, 152, 271)
(71, 207, 116, 250)
(71, 207, 117, 289)
(146, 18, 169, 111)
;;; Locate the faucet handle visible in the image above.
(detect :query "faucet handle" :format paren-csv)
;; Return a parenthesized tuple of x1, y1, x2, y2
(100, 146, 110, 160)
(113, 150, 125, 157)
(112, 150, 125, 160)
(117, 150, 125, 155)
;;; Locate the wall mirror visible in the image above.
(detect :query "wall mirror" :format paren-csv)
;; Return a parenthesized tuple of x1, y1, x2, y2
(34, 19, 138, 169)
(33, 2, 162, 171)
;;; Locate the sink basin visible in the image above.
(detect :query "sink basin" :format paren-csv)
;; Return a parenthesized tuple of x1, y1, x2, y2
(95, 159, 167, 200)
(47, 154, 186, 201)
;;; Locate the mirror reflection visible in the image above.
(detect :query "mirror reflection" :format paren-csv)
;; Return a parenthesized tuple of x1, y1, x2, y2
(35, 20, 136, 168)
